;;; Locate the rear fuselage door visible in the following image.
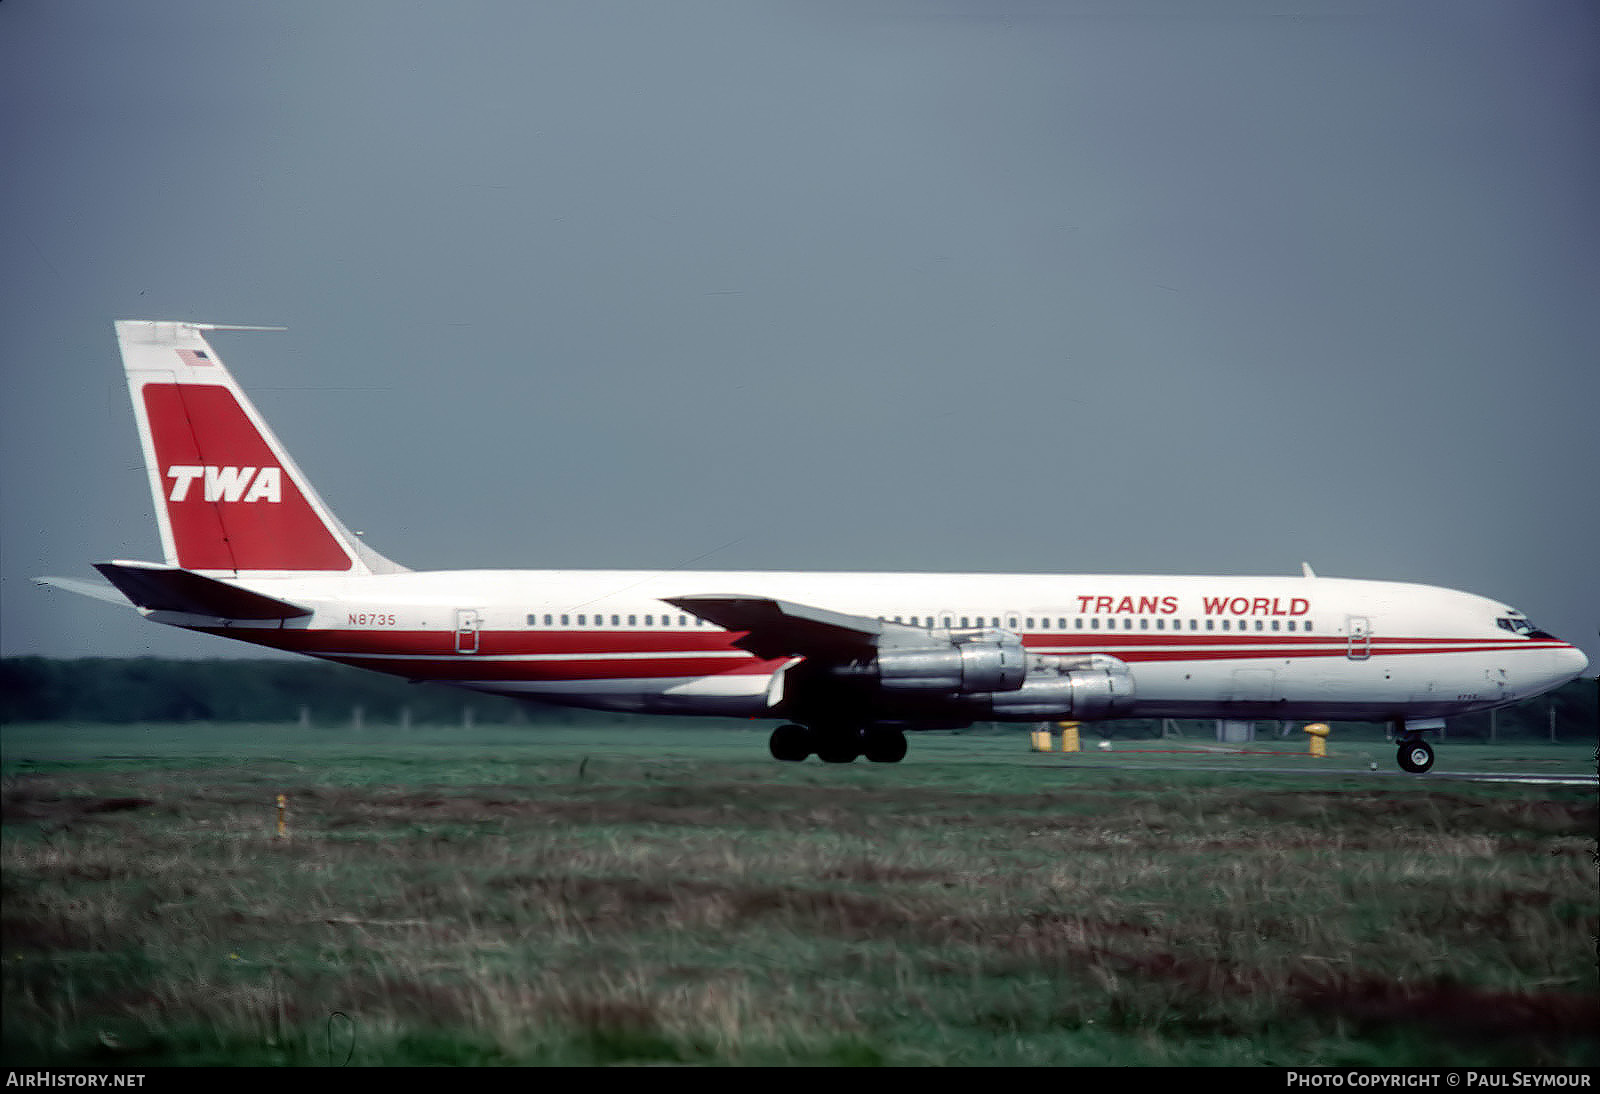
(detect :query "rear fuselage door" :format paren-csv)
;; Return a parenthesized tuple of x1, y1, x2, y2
(1345, 615, 1371, 661)
(455, 609, 482, 654)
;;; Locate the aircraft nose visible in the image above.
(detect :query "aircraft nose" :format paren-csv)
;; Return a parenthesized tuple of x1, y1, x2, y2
(1518, 643, 1588, 699)
(1557, 643, 1589, 679)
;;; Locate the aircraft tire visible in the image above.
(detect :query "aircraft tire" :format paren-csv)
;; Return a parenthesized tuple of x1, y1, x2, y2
(862, 728, 907, 764)
(770, 723, 812, 762)
(815, 726, 862, 764)
(1396, 740, 1434, 774)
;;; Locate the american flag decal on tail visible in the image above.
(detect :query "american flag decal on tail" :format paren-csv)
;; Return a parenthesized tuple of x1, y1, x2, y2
(177, 349, 211, 366)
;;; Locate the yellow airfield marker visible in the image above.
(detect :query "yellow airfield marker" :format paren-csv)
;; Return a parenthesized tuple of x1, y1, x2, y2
(1058, 722, 1080, 753)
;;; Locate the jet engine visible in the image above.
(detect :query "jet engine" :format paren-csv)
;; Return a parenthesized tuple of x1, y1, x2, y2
(978, 653, 1135, 720)
(873, 629, 1027, 694)
(777, 629, 1135, 723)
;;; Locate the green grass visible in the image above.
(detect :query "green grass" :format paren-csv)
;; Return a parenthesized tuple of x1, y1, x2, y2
(2, 723, 1596, 1066)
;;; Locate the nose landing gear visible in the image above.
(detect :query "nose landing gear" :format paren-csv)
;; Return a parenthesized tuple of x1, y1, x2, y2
(1392, 718, 1443, 773)
(1396, 738, 1435, 774)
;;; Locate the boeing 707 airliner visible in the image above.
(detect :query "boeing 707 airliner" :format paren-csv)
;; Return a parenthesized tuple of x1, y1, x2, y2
(38, 321, 1589, 772)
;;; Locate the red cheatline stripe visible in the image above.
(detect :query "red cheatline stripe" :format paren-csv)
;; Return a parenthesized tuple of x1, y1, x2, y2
(201, 626, 1568, 683)
(1056, 636, 1555, 662)
(323, 654, 773, 682)
(235, 628, 748, 657)
(227, 626, 1569, 658)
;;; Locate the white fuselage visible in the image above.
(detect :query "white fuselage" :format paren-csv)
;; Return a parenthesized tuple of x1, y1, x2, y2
(165, 568, 1586, 726)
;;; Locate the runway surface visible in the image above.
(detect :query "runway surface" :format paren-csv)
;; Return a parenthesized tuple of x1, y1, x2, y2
(1042, 751, 1597, 787)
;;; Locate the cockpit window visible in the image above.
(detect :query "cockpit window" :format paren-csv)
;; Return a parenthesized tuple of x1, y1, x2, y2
(1497, 615, 1555, 639)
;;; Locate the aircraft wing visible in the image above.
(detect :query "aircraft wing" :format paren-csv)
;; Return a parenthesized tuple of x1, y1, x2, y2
(665, 594, 926, 660)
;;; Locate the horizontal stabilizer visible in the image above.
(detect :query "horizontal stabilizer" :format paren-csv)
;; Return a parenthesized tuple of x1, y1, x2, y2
(33, 575, 133, 607)
(91, 561, 312, 620)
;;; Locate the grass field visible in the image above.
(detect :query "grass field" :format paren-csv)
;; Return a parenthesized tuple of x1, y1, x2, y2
(3, 722, 1596, 1066)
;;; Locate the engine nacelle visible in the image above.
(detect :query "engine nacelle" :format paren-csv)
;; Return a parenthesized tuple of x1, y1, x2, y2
(813, 629, 1028, 696)
(981, 654, 1136, 720)
(875, 630, 1027, 694)
(773, 635, 1133, 725)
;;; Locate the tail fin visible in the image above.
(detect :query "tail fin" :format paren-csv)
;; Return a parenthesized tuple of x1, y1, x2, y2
(115, 320, 406, 576)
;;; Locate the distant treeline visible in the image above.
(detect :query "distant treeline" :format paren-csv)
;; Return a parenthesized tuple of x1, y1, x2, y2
(1, 657, 546, 728)
(1, 657, 1595, 739)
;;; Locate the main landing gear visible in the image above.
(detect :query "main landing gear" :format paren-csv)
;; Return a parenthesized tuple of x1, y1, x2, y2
(769, 723, 907, 764)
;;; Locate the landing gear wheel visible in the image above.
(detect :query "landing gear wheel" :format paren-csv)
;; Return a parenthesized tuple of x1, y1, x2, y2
(862, 728, 907, 764)
(770, 723, 812, 762)
(1396, 739, 1434, 774)
(815, 726, 862, 764)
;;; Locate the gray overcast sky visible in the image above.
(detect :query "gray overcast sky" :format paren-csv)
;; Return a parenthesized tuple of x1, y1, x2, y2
(3, 0, 1596, 665)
